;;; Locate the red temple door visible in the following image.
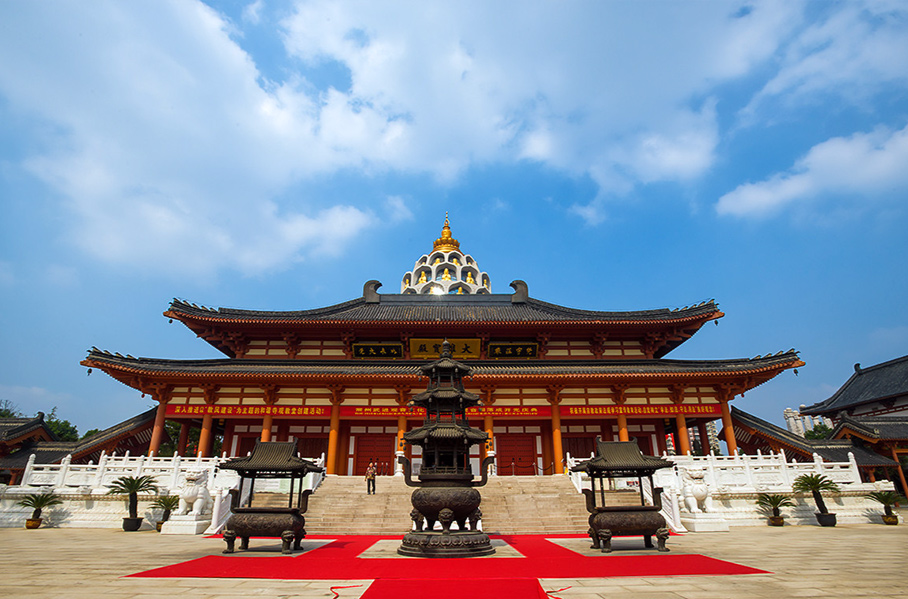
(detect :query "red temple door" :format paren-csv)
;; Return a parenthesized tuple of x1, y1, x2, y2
(563, 435, 597, 461)
(496, 435, 537, 476)
(296, 436, 329, 460)
(354, 435, 395, 476)
(630, 435, 653, 456)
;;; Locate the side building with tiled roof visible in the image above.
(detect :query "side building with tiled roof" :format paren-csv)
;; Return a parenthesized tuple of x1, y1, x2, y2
(81, 218, 804, 477)
(0, 408, 160, 484)
(801, 355, 908, 420)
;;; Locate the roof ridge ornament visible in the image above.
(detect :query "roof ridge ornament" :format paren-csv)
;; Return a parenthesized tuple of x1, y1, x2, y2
(510, 280, 528, 303)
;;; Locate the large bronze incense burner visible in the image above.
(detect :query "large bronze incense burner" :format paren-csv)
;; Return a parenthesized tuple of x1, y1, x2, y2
(220, 441, 324, 554)
(397, 340, 495, 557)
(571, 439, 672, 553)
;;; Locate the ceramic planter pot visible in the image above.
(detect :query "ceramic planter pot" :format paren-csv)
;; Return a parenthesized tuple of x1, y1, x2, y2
(768, 516, 784, 527)
(122, 517, 143, 531)
(815, 513, 836, 527)
(882, 514, 899, 525)
(25, 518, 42, 529)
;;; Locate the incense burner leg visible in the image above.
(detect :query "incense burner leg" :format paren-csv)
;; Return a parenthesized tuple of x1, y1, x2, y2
(222, 530, 236, 554)
(240, 536, 249, 551)
(410, 509, 424, 532)
(644, 534, 653, 548)
(281, 530, 294, 554)
(588, 526, 600, 549)
(598, 529, 613, 553)
(438, 508, 454, 534)
(468, 508, 481, 531)
(656, 528, 670, 552)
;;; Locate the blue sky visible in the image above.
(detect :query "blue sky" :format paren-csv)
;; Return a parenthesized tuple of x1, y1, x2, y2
(1, 1, 906, 434)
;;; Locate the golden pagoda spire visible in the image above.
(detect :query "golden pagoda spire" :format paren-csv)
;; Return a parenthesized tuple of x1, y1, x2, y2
(432, 212, 461, 252)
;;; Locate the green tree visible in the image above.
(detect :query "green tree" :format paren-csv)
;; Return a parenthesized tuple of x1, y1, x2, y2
(80, 428, 101, 440)
(0, 399, 23, 418)
(792, 473, 840, 514)
(805, 423, 833, 440)
(156, 421, 222, 457)
(44, 407, 79, 441)
(106, 475, 159, 519)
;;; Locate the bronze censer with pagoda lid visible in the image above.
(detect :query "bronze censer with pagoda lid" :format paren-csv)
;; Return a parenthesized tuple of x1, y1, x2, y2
(397, 340, 496, 557)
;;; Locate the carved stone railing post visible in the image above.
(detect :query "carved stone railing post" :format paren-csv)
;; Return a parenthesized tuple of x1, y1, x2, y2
(170, 454, 182, 489)
(812, 452, 824, 475)
(394, 451, 405, 477)
(778, 450, 791, 486)
(847, 452, 861, 483)
(55, 454, 72, 488)
(22, 454, 36, 486)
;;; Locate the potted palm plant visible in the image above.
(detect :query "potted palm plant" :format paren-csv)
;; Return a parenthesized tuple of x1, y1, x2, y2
(792, 473, 840, 527)
(151, 494, 180, 532)
(756, 493, 795, 526)
(17, 491, 63, 529)
(107, 475, 159, 531)
(866, 491, 904, 525)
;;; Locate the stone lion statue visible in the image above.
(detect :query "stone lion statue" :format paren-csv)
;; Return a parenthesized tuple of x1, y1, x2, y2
(177, 470, 212, 516)
(681, 466, 713, 513)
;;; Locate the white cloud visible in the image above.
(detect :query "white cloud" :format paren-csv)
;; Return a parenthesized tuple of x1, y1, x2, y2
(384, 196, 414, 223)
(716, 125, 908, 217)
(242, 0, 264, 25)
(0, 1, 378, 277)
(1, 0, 903, 278)
(741, 2, 908, 120)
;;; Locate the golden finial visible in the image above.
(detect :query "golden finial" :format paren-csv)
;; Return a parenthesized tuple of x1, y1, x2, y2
(432, 212, 461, 252)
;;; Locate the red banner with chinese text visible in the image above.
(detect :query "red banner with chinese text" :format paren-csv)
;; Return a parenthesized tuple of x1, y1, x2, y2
(165, 404, 330, 418)
(561, 404, 722, 418)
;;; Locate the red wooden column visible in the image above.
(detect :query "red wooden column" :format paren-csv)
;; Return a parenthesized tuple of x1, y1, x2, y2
(198, 414, 214, 457)
(221, 422, 235, 457)
(177, 422, 190, 456)
(697, 421, 710, 455)
(671, 386, 691, 455)
(147, 384, 172, 457)
(260, 385, 278, 442)
(718, 386, 738, 455)
(548, 386, 564, 473)
(197, 385, 219, 457)
(325, 385, 345, 475)
(395, 385, 411, 454)
(612, 385, 629, 442)
(480, 386, 496, 461)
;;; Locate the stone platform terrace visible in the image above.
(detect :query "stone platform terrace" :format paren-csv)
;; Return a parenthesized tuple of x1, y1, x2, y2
(1, 519, 906, 599)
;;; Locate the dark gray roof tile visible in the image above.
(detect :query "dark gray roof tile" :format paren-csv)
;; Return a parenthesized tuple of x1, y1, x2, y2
(802, 355, 908, 415)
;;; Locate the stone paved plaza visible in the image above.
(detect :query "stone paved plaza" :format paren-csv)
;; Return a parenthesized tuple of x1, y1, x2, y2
(2, 520, 906, 599)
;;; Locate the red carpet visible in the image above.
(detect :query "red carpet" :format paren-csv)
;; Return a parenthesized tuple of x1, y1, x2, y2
(130, 534, 767, 583)
(361, 578, 547, 599)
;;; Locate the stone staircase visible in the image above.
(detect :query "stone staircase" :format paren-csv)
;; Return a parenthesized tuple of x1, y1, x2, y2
(254, 475, 644, 535)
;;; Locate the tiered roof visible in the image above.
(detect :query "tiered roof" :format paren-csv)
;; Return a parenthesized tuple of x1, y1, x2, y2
(220, 441, 323, 477)
(0, 407, 159, 471)
(570, 439, 672, 477)
(802, 355, 908, 416)
(81, 350, 803, 390)
(731, 406, 898, 467)
(163, 281, 725, 359)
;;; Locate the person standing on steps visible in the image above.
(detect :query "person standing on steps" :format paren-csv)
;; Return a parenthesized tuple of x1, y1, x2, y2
(365, 461, 376, 495)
